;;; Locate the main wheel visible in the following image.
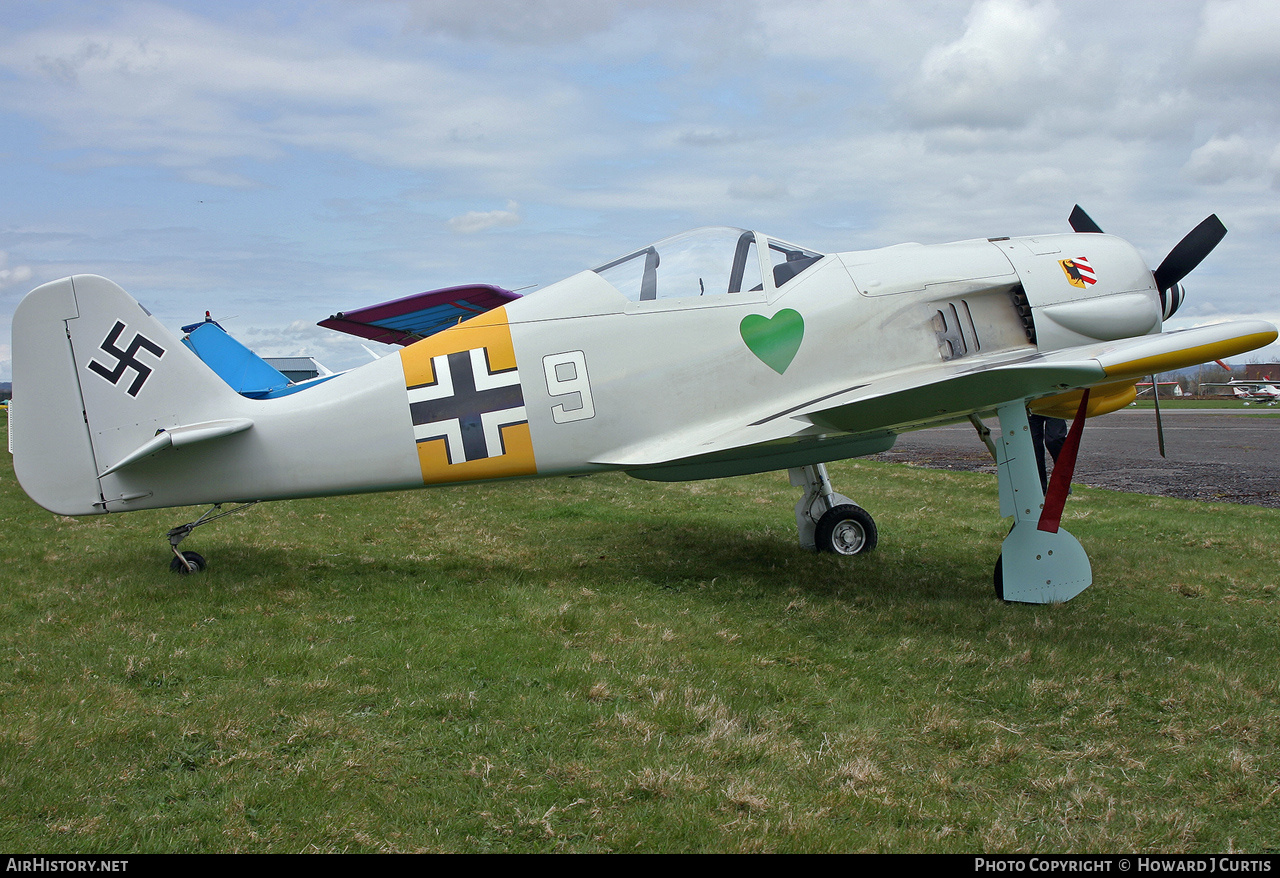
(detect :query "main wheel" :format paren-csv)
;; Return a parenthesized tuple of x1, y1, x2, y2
(814, 504, 877, 555)
(169, 551, 206, 574)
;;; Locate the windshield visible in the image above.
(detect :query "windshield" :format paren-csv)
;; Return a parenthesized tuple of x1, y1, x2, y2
(593, 227, 822, 303)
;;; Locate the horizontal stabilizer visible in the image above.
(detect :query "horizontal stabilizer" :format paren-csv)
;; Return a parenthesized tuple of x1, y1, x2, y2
(100, 418, 254, 476)
(318, 284, 519, 345)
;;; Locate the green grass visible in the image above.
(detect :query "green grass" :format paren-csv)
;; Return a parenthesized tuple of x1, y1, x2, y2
(1129, 399, 1280, 418)
(1131, 398, 1278, 411)
(2, 411, 1279, 852)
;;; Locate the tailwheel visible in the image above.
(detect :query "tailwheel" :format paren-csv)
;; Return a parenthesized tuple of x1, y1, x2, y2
(170, 551, 206, 574)
(164, 501, 258, 575)
(814, 504, 878, 555)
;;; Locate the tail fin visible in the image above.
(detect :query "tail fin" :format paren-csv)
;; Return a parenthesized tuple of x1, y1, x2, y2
(11, 275, 243, 515)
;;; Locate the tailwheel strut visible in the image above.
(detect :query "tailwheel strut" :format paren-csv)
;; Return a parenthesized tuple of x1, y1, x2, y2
(166, 501, 258, 574)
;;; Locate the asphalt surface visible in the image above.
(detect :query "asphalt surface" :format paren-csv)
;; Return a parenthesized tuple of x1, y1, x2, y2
(871, 407, 1280, 509)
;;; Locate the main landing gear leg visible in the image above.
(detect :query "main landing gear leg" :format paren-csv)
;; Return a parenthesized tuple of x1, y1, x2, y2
(992, 403, 1091, 604)
(790, 463, 878, 555)
(165, 501, 259, 574)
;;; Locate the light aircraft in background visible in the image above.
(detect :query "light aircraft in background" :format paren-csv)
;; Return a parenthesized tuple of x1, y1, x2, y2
(1200, 378, 1280, 405)
(9, 207, 1276, 604)
(1134, 379, 1183, 398)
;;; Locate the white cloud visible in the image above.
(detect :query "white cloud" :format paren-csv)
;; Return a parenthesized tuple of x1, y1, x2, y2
(0, 252, 34, 290)
(1013, 166, 1071, 192)
(397, 0, 644, 45)
(903, 0, 1070, 129)
(728, 175, 787, 201)
(0, 3, 592, 187)
(232, 318, 377, 373)
(754, 0, 958, 71)
(1194, 0, 1280, 80)
(1183, 135, 1271, 185)
(448, 201, 522, 233)
(676, 128, 747, 148)
(0, 0, 1277, 385)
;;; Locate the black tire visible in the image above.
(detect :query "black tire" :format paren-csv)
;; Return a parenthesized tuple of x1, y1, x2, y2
(169, 551, 206, 574)
(994, 555, 1005, 601)
(814, 504, 877, 555)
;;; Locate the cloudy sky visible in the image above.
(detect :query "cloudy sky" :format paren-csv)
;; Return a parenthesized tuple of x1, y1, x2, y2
(2, 0, 1278, 378)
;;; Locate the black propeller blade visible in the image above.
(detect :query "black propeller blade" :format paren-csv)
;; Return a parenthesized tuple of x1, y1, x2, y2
(1068, 205, 1105, 234)
(1151, 374, 1167, 458)
(1152, 214, 1227, 293)
(1064, 205, 1225, 459)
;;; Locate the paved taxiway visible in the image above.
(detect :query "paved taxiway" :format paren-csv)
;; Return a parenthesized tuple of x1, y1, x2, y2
(873, 408, 1279, 508)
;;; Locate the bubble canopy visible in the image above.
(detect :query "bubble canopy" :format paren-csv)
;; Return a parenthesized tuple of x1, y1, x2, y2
(592, 227, 823, 303)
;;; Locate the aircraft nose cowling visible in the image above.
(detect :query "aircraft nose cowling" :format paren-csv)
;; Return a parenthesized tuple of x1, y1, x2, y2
(1036, 292, 1163, 342)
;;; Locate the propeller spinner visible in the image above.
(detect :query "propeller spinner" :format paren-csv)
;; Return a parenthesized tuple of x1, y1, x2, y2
(1067, 205, 1230, 459)
(1069, 205, 1226, 321)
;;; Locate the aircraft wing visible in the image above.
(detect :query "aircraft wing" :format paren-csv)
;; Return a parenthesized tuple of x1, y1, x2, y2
(318, 284, 519, 345)
(596, 357, 1104, 471)
(598, 319, 1277, 472)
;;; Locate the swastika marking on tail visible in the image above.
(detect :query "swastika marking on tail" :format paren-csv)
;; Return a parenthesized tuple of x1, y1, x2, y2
(87, 321, 166, 397)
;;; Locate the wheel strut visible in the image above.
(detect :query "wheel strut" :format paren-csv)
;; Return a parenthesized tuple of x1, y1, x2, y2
(991, 402, 1091, 603)
(789, 463, 877, 555)
(165, 501, 258, 573)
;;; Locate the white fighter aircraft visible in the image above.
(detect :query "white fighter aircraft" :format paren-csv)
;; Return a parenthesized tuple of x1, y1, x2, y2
(9, 207, 1276, 603)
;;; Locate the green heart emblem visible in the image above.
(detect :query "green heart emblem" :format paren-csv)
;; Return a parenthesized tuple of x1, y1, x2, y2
(740, 309, 804, 374)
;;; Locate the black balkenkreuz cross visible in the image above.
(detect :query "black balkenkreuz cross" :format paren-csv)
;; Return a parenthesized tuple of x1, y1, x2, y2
(408, 348, 527, 464)
(87, 321, 166, 397)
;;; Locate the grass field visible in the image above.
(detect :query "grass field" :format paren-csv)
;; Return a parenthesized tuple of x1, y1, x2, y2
(2, 410, 1278, 853)
(1125, 399, 1280, 418)
(1132, 398, 1275, 407)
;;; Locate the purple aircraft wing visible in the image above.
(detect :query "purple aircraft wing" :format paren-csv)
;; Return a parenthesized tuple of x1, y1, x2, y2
(318, 284, 520, 346)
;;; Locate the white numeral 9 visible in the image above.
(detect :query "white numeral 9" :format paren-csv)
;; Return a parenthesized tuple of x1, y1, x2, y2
(543, 351, 595, 423)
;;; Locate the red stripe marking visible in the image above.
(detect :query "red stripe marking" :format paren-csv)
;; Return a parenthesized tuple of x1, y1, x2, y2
(1038, 389, 1091, 534)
